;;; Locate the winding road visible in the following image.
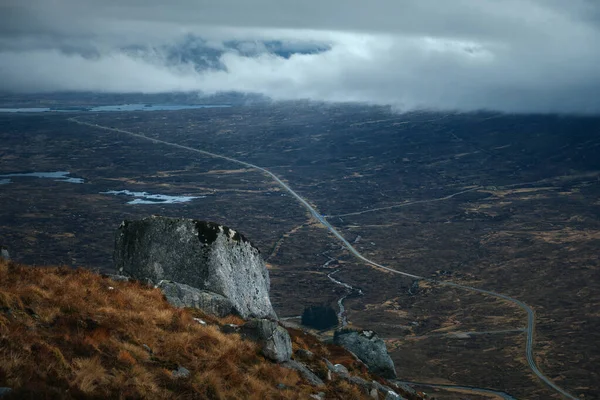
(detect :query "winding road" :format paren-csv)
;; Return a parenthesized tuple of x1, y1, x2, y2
(70, 118, 578, 400)
(394, 380, 518, 400)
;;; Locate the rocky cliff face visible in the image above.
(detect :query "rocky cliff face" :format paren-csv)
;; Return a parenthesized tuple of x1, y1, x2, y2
(114, 216, 276, 319)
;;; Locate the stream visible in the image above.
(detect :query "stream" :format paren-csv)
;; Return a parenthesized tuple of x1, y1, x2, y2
(322, 252, 363, 328)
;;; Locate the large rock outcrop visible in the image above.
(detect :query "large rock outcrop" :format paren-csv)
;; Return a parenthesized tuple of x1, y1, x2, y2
(114, 216, 276, 319)
(333, 330, 397, 379)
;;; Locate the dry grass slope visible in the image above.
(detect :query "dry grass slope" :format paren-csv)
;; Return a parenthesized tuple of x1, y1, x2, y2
(0, 258, 383, 399)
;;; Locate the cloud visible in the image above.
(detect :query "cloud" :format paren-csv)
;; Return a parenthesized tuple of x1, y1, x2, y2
(1, 0, 600, 113)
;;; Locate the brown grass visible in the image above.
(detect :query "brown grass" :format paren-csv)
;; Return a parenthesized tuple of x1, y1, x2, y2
(0, 259, 380, 399)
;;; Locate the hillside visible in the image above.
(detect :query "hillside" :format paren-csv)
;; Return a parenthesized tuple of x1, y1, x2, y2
(0, 258, 423, 399)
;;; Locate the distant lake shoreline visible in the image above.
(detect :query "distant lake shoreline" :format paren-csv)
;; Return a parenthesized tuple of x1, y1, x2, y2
(0, 104, 231, 113)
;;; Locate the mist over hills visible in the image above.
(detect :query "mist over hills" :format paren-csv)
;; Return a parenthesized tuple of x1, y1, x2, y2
(3, 1, 600, 112)
(120, 36, 331, 73)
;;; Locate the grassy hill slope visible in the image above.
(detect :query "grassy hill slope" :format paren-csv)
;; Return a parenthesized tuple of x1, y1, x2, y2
(0, 259, 422, 399)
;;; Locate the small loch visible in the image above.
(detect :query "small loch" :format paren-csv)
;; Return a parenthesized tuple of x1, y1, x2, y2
(0, 171, 84, 184)
(101, 190, 203, 205)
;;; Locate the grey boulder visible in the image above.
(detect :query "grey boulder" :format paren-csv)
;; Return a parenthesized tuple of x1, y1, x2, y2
(390, 381, 417, 397)
(333, 330, 397, 379)
(157, 280, 235, 317)
(281, 360, 325, 387)
(105, 274, 130, 282)
(295, 349, 315, 361)
(114, 216, 276, 319)
(171, 366, 190, 379)
(372, 381, 407, 400)
(384, 391, 404, 400)
(241, 319, 292, 363)
(220, 323, 241, 334)
(332, 363, 349, 375)
(0, 247, 9, 261)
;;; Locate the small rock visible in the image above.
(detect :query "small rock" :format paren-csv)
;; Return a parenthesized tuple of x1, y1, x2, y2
(390, 381, 417, 397)
(0, 247, 10, 261)
(220, 324, 241, 334)
(372, 381, 406, 400)
(309, 392, 326, 400)
(332, 363, 349, 375)
(334, 330, 397, 378)
(370, 388, 379, 399)
(142, 344, 152, 354)
(105, 274, 129, 282)
(384, 390, 404, 400)
(193, 317, 207, 325)
(282, 360, 325, 387)
(295, 349, 314, 360)
(171, 366, 190, 379)
(108, 286, 114, 290)
(276, 383, 289, 390)
(240, 319, 292, 363)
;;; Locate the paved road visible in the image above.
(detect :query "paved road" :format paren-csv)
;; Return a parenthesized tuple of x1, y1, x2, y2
(395, 380, 518, 400)
(436, 282, 577, 400)
(70, 118, 578, 400)
(406, 328, 526, 340)
(327, 187, 480, 218)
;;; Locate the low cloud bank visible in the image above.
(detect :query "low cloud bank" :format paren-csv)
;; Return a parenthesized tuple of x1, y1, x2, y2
(1, 0, 600, 113)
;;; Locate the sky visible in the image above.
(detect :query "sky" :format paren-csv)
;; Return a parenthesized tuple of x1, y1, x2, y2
(1, 0, 600, 113)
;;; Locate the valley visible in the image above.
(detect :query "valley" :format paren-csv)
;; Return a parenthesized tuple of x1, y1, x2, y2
(1, 103, 599, 399)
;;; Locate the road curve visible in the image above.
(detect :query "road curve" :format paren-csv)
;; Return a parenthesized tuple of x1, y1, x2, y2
(395, 380, 518, 400)
(70, 118, 578, 400)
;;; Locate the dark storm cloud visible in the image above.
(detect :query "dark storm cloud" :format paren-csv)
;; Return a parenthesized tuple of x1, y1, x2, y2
(1, 0, 600, 113)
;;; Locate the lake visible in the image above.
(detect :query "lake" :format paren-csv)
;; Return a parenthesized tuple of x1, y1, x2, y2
(0, 171, 84, 184)
(101, 190, 203, 205)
